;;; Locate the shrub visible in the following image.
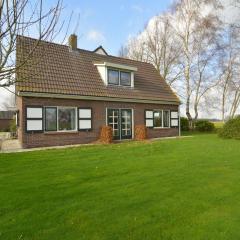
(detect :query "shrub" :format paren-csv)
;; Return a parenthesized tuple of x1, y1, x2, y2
(10, 117, 17, 133)
(134, 125, 147, 140)
(180, 117, 189, 131)
(219, 116, 240, 139)
(100, 126, 113, 144)
(195, 120, 215, 132)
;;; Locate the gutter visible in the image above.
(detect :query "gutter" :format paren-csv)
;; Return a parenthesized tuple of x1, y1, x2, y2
(18, 91, 180, 106)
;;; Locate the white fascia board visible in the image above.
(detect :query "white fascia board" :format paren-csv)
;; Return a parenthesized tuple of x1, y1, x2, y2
(94, 62, 137, 72)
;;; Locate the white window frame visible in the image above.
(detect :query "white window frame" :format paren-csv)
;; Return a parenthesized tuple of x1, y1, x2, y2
(44, 106, 77, 132)
(145, 109, 171, 129)
(106, 108, 134, 140)
(107, 68, 133, 87)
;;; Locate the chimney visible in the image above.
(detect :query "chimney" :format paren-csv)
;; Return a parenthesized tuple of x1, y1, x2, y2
(68, 34, 77, 51)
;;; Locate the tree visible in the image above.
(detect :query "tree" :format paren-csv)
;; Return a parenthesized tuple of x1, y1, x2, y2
(218, 25, 240, 121)
(0, 0, 67, 88)
(124, 14, 183, 85)
(170, 0, 222, 128)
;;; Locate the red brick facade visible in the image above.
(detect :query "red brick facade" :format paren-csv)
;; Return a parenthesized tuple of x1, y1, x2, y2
(17, 96, 179, 148)
(0, 119, 12, 131)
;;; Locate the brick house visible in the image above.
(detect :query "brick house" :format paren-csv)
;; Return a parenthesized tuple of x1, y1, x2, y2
(16, 35, 180, 148)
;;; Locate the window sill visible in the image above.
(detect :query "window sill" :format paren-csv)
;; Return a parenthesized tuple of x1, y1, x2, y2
(153, 127, 171, 129)
(44, 131, 79, 135)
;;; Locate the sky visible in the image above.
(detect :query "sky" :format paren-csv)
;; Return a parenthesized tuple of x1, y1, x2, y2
(52, 0, 173, 55)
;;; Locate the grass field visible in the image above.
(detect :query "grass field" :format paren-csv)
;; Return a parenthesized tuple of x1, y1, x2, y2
(1, 134, 240, 240)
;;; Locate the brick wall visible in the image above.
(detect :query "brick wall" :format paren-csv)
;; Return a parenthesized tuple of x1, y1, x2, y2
(17, 96, 179, 148)
(0, 119, 12, 131)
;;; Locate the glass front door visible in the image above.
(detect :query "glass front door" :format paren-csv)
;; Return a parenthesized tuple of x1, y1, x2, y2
(107, 109, 132, 140)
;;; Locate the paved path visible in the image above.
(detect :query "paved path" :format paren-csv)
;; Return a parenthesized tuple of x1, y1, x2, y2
(1, 139, 22, 152)
(0, 136, 192, 154)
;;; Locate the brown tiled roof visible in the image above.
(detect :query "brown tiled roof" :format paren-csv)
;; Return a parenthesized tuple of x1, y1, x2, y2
(16, 36, 180, 104)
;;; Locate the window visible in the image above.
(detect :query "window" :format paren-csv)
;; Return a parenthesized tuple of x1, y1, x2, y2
(108, 68, 132, 86)
(163, 110, 170, 127)
(78, 108, 92, 130)
(58, 107, 76, 131)
(108, 69, 119, 85)
(45, 107, 57, 131)
(145, 109, 171, 128)
(26, 106, 43, 132)
(154, 111, 162, 127)
(120, 71, 131, 86)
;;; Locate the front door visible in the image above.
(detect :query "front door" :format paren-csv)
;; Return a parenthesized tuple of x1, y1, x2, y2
(107, 109, 132, 140)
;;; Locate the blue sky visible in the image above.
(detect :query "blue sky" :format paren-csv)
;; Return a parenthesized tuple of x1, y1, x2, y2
(48, 0, 172, 55)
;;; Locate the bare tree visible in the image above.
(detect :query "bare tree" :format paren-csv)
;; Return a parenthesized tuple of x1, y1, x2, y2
(218, 25, 240, 121)
(170, 0, 222, 128)
(144, 15, 183, 85)
(126, 36, 149, 62)
(0, 0, 68, 88)
(191, 15, 222, 122)
(123, 14, 183, 86)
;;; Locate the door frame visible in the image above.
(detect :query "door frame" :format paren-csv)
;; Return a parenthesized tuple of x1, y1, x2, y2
(106, 108, 134, 140)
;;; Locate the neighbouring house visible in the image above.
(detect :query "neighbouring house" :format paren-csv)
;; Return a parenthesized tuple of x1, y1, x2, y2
(16, 34, 180, 148)
(0, 111, 15, 132)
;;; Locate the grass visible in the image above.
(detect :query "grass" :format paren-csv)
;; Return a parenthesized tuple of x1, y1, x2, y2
(1, 134, 240, 240)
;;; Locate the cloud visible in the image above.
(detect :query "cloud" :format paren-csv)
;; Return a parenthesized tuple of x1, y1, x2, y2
(87, 30, 105, 42)
(131, 4, 144, 13)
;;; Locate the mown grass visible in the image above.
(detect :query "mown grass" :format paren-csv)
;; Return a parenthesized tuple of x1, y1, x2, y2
(1, 134, 240, 240)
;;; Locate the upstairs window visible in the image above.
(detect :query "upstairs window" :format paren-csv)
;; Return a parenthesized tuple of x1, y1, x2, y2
(107, 68, 132, 86)
(108, 69, 119, 85)
(120, 71, 131, 86)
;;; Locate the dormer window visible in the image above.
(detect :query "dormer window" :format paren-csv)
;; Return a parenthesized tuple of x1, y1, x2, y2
(120, 71, 131, 86)
(108, 69, 119, 85)
(94, 62, 137, 88)
(107, 69, 131, 86)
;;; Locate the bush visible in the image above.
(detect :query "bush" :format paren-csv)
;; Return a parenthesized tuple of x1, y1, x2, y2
(180, 117, 189, 131)
(195, 120, 215, 132)
(219, 116, 240, 139)
(10, 117, 17, 133)
(100, 126, 113, 144)
(134, 125, 147, 140)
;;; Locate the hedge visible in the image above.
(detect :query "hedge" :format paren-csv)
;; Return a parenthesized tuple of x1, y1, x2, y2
(219, 116, 240, 139)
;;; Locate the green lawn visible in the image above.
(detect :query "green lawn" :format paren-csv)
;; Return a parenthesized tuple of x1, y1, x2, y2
(1, 134, 240, 240)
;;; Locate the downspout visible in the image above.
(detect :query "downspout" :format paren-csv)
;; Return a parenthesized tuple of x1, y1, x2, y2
(178, 105, 181, 137)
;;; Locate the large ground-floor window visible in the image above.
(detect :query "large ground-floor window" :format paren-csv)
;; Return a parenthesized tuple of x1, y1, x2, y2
(45, 107, 77, 132)
(26, 106, 92, 133)
(145, 109, 171, 128)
